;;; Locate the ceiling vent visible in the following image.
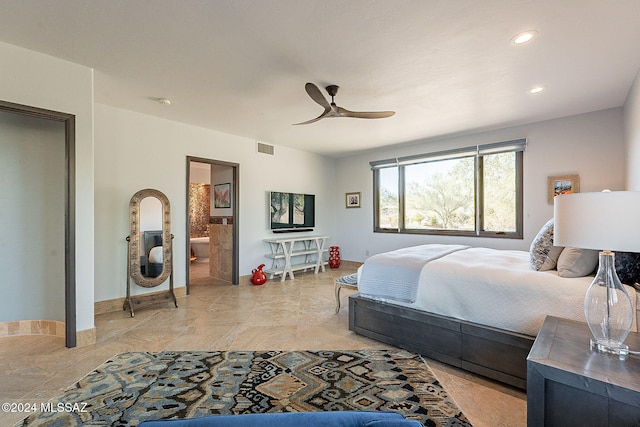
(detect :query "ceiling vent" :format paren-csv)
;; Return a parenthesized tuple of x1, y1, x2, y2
(256, 141, 275, 155)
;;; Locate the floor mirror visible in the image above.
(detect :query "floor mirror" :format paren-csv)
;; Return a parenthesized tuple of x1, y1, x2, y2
(124, 188, 177, 316)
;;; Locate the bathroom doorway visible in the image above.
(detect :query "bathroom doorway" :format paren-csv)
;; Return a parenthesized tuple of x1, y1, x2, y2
(186, 157, 239, 292)
(0, 100, 76, 348)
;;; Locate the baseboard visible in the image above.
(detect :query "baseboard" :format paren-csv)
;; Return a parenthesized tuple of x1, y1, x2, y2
(239, 274, 252, 285)
(95, 287, 188, 315)
(240, 260, 362, 285)
(0, 320, 65, 337)
(97, 264, 363, 301)
(76, 327, 96, 347)
(94, 297, 126, 315)
(339, 260, 364, 270)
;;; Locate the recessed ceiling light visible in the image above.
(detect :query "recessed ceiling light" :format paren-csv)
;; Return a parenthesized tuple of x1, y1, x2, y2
(528, 86, 545, 94)
(511, 30, 538, 45)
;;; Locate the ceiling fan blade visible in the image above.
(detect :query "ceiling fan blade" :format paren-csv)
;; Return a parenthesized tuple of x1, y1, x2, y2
(337, 106, 395, 119)
(305, 82, 331, 109)
(293, 107, 331, 125)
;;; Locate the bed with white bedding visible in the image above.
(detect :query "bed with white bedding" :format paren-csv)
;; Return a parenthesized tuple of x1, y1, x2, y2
(349, 244, 639, 389)
(143, 230, 164, 277)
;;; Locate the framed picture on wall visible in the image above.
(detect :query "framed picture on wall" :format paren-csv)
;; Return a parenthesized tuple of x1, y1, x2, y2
(346, 192, 361, 208)
(548, 174, 580, 204)
(214, 183, 231, 208)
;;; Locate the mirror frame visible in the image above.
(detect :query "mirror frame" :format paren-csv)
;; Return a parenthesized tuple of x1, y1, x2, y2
(129, 188, 172, 288)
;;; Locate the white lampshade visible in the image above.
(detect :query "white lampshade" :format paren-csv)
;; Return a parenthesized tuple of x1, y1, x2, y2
(554, 191, 640, 252)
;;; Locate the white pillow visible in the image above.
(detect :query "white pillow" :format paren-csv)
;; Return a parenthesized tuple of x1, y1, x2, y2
(530, 219, 564, 271)
(557, 247, 599, 278)
(149, 246, 164, 263)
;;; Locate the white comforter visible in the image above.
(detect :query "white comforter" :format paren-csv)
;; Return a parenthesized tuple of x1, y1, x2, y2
(358, 244, 468, 303)
(358, 246, 637, 337)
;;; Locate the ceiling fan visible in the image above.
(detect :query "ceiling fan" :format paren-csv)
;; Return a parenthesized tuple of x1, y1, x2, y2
(294, 82, 395, 125)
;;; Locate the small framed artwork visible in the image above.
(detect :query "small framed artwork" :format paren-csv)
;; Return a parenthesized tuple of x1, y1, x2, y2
(214, 183, 231, 208)
(548, 174, 580, 204)
(346, 192, 361, 208)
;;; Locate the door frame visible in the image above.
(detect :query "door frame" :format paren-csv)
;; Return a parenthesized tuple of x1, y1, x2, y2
(185, 156, 239, 292)
(0, 100, 76, 348)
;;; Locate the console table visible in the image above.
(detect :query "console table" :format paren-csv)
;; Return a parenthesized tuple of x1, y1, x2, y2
(527, 316, 640, 426)
(264, 235, 329, 281)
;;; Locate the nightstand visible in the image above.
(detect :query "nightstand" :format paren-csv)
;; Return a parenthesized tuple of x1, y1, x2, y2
(527, 316, 640, 426)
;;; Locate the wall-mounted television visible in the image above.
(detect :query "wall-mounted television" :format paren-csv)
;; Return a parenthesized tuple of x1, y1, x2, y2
(270, 191, 315, 232)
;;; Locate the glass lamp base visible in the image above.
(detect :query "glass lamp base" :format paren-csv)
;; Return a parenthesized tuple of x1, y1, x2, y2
(590, 338, 629, 360)
(585, 251, 633, 362)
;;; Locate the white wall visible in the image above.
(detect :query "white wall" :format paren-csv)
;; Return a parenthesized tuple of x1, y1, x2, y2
(335, 108, 626, 262)
(139, 196, 163, 233)
(0, 113, 65, 322)
(0, 42, 95, 332)
(94, 104, 336, 301)
(624, 68, 640, 190)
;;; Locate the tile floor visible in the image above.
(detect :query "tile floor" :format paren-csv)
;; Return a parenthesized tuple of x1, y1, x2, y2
(0, 265, 526, 426)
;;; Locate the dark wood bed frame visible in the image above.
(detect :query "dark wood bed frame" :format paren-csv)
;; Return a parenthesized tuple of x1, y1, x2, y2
(349, 293, 535, 389)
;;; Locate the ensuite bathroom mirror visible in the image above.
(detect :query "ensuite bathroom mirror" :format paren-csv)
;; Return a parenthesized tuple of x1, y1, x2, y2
(128, 188, 173, 288)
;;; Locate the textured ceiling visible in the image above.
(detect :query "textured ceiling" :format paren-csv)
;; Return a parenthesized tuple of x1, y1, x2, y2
(1, 0, 639, 157)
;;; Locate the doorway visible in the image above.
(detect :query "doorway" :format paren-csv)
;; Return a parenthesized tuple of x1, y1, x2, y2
(0, 100, 76, 348)
(186, 156, 239, 292)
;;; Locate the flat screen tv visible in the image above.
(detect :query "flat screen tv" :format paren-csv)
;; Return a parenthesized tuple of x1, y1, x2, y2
(270, 191, 315, 232)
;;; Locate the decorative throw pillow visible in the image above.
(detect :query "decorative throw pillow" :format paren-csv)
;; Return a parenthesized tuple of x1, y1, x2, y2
(557, 247, 599, 278)
(530, 219, 564, 271)
(615, 252, 640, 287)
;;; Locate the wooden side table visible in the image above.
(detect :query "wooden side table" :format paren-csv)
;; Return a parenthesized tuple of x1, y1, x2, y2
(264, 235, 329, 282)
(527, 316, 640, 426)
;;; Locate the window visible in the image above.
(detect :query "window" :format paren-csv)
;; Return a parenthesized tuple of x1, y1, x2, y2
(376, 167, 399, 229)
(372, 139, 525, 238)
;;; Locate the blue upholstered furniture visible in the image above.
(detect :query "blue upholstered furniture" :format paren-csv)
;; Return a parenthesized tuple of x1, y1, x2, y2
(138, 411, 423, 427)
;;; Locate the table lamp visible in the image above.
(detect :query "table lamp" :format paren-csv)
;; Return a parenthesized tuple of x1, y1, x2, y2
(554, 191, 640, 357)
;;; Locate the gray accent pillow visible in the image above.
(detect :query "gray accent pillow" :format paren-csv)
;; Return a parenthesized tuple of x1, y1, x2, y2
(530, 219, 564, 271)
(557, 247, 599, 278)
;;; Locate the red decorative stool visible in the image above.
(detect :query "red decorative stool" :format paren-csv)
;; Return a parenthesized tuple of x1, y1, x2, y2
(329, 246, 341, 268)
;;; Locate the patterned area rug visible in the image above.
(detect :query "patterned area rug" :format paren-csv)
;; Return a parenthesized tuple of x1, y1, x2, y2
(19, 349, 472, 427)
